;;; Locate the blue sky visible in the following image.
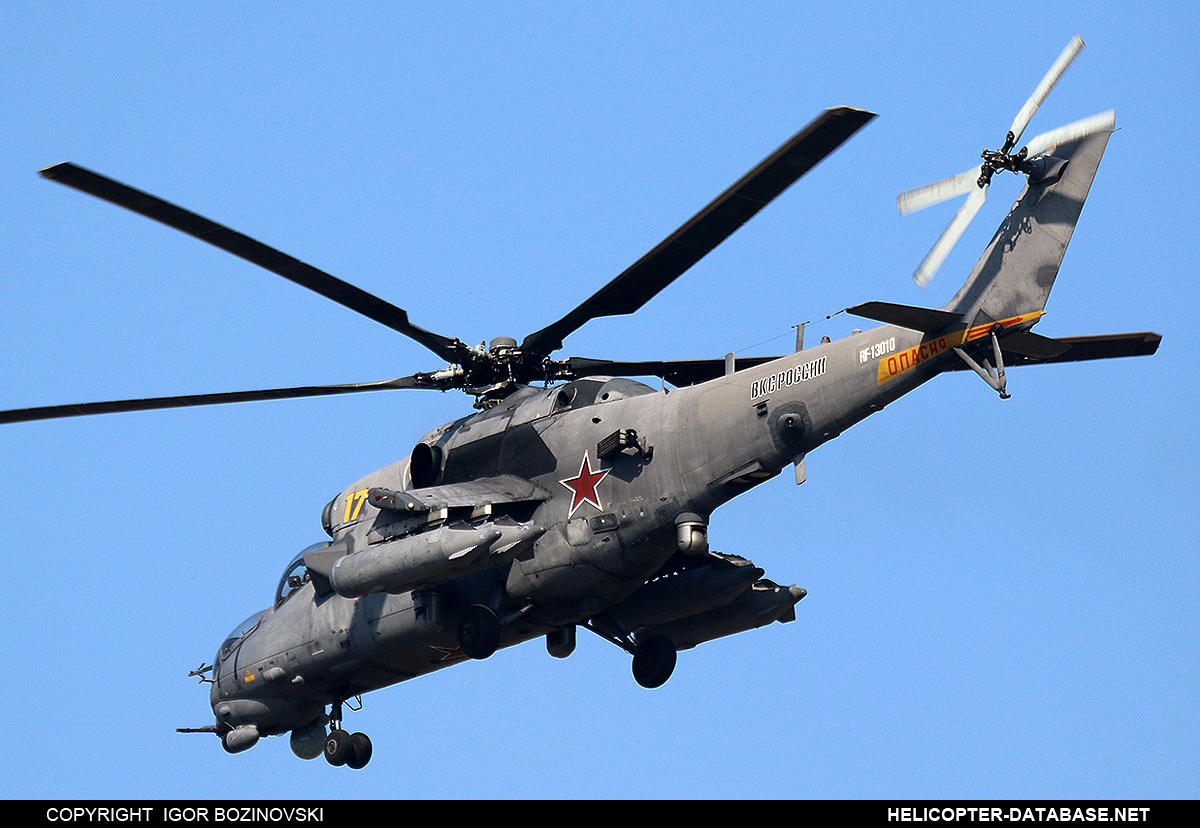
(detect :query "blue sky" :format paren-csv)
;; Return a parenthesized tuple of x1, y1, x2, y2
(1, 2, 1196, 800)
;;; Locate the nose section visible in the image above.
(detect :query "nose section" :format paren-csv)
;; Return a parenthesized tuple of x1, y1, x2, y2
(211, 696, 327, 747)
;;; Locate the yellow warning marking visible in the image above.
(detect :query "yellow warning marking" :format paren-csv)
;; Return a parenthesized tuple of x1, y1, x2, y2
(876, 312, 1043, 385)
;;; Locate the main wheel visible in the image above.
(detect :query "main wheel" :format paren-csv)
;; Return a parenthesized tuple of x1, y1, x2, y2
(457, 604, 501, 659)
(632, 634, 676, 688)
(346, 732, 373, 770)
(324, 729, 353, 766)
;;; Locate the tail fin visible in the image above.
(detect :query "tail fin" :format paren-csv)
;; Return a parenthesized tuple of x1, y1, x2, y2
(847, 129, 1157, 391)
(940, 129, 1113, 328)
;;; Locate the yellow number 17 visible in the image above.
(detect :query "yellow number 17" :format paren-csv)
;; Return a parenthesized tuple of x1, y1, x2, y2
(343, 489, 369, 524)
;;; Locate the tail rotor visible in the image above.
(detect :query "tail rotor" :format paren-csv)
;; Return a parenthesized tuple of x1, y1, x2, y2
(899, 35, 1114, 288)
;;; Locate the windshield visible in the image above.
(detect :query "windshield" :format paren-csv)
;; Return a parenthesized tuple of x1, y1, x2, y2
(218, 611, 263, 663)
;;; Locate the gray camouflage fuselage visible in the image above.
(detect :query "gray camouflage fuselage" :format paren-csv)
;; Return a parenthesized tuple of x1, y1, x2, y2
(208, 130, 1151, 752)
(211, 330, 909, 736)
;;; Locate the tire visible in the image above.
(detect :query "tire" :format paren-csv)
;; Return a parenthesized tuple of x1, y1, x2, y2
(346, 732, 373, 770)
(632, 635, 676, 688)
(324, 729, 353, 766)
(457, 604, 501, 659)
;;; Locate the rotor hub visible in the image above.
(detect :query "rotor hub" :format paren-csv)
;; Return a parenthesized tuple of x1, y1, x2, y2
(488, 336, 519, 355)
(977, 138, 1034, 188)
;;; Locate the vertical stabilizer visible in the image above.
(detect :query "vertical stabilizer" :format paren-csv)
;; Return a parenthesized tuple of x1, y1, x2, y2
(941, 130, 1112, 328)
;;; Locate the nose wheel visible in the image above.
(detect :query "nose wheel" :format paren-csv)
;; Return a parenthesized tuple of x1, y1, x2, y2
(324, 728, 373, 769)
(324, 698, 373, 769)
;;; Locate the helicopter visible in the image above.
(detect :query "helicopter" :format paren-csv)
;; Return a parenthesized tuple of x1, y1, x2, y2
(0, 37, 1159, 769)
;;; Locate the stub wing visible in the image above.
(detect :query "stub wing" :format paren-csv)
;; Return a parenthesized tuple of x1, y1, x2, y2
(308, 474, 553, 598)
(609, 552, 807, 651)
(366, 474, 553, 514)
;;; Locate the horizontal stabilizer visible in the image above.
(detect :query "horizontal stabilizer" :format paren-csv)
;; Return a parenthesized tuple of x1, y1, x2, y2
(997, 330, 1072, 360)
(847, 301, 963, 333)
(947, 331, 1160, 370)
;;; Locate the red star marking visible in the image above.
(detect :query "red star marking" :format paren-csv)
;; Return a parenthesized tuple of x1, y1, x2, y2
(559, 452, 609, 517)
(430, 645, 464, 662)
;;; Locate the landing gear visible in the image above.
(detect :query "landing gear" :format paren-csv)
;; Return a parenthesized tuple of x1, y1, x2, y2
(324, 729, 353, 765)
(457, 604, 501, 659)
(347, 732, 373, 769)
(324, 729, 372, 769)
(954, 327, 1012, 399)
(584, 614, 678, 688)
(324, 699, 372, 769)
(631, 634, 677, 689)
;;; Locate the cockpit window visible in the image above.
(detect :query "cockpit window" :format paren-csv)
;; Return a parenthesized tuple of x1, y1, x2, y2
(218, 611, 263, 662)
(275, 542, 328, 607)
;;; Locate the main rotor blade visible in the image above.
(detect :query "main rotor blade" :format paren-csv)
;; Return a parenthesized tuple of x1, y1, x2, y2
(912, 184, 987, 288)
(1022, 110, 1115, 158)
(521, 106, 876, 357)
(898, 164, 983, 216)
(1008, 35, 1085, 149)
(0, 376, 443, 425)
(39, 163, 468, 365)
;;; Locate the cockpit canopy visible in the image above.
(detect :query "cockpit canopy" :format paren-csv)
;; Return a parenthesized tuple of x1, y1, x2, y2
(216, 541, 330, 665)
(218, 610, 263, 663)
(276, 542, 328, 607)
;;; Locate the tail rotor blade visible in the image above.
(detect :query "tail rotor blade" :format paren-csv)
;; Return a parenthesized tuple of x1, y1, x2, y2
(903, 36, 1094, 290)
(912, 185, 987, 288)
(898, 165, 983, 215)
(1022, 110, 1115, 158)
(1008, 35, 1085, 148)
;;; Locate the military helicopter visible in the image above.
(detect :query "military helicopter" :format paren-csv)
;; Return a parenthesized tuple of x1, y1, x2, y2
(1, 37, 1159, 769)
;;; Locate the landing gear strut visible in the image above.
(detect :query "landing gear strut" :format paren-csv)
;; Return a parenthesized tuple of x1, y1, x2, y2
(585, 614, 677, 688)
(324, 698, 372, 769)
(954, 328, 1012, 399)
